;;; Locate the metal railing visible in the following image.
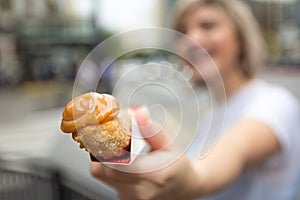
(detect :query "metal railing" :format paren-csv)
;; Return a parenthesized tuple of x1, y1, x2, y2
(0, 160, 97, 200)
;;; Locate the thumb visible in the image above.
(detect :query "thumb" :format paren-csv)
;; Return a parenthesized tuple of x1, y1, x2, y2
(133, 106, 172, 151)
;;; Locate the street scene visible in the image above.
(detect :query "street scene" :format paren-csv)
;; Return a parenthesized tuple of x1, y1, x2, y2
(0, 0, 300, 199)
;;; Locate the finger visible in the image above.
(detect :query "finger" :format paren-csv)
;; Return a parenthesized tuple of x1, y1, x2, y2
(134, 106, 172, 151)
(91, 161, 151, 184)
(112, 149, 182, 175)
(90, 162, 151, 197)
(90, 162, 121, 186)
(102, 164, 168, 186)
(102, 165, 142, 182)
(90, 161, 105, 178)
(117, 180, 160, 200)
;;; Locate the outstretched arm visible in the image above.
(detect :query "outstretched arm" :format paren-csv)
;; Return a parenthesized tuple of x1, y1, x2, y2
(191, 118, 280, 196)
(90, 108, 280, 200)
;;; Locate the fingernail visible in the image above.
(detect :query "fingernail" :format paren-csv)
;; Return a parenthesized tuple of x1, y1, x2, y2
(131, 105, 148, 112)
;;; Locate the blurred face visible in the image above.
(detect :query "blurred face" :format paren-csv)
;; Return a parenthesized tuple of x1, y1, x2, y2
(181, 5, 242, 83)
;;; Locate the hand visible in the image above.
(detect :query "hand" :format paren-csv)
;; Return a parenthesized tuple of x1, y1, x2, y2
(90, 107, 200, 200)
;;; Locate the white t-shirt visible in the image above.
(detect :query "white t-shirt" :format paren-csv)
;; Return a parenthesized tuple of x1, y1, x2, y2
(187, 79, 300, 200)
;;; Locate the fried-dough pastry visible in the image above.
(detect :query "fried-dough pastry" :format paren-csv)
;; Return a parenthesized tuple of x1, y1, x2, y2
(60, 92, 131, 159)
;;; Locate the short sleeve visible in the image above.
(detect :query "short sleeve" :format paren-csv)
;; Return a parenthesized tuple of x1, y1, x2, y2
(240, 85, 300, 155)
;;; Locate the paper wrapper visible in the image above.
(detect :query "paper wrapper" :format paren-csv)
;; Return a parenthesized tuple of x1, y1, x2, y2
(89, 111, 149, 165)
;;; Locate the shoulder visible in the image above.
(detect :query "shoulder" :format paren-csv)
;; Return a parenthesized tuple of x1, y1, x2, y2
(242, 79, 299, 116)
(240, 79, 300, 152)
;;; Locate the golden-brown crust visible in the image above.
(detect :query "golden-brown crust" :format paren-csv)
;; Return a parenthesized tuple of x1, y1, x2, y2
(60, 92, 131, 159)
(61, 92, 119, 133)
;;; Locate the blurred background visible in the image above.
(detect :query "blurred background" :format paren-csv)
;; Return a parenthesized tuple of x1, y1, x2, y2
(0, 0, 299, 199)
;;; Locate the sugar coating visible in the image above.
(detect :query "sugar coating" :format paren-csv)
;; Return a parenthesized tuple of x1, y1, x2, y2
(79, 118, 131, 159)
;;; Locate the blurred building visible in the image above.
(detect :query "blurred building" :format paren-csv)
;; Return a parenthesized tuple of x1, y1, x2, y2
(0, 0, 106, 85)
(249, 0, 300, 66)
(0, 0, 299, 86)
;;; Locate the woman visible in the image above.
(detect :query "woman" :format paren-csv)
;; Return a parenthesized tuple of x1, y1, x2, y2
(90, 0, 300, 199)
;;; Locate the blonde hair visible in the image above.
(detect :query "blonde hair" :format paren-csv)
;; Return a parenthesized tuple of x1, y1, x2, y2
(174, 0, 267, 78)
